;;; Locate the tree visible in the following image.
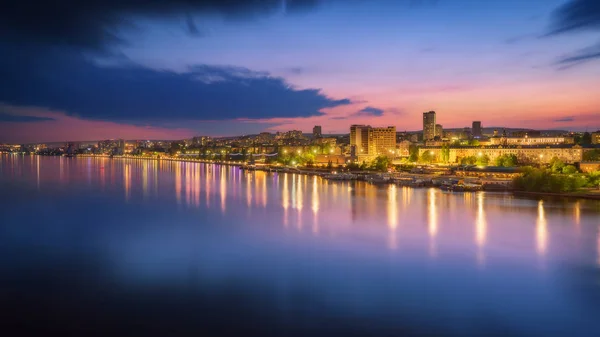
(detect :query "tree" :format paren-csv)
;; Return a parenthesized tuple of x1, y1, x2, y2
(346, 162, 360, 171)
(513, 167, 586, 193)
(168, 141, 184, 156)
(586, 171, 600, 188)
(550, 157, 565, 173)
(419, 151, 435, 163)
(408, 144, 419, 162)
(562, 165, 578, 174)
(440, 143, 450, 163)
(583, 149, 600, 161)
(460, 156, 477, 165)
(582, 132, 592, 146)
(495, 154, 518, 167)
(476, 154, 490, 166)
(371, 156, 391, 171)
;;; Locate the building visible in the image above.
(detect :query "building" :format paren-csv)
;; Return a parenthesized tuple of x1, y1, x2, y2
(489, 135, 575, 146)
(350, 125, 370, 155)
(446, 130, 469, 141)
(396, 140, 412, 157)
(423, 111, 436, 141)
(435, 124, 443, 139)
(255, 132, 273, 144)
(511, 130, 541, 138)
(314, 137, 337, 146)
(371, 126, 397, 156)
(350, 125, 397, 159)
(419, 145, 583, 165)
(192, 136, 210, 146)
(592, 131, 600, 145)
(313, 125, 322, 139)
(472, 121, 482, 138)
(314, 154, 348, 166)
(580, 162, 600, 173)
(97, 139, 125, 155)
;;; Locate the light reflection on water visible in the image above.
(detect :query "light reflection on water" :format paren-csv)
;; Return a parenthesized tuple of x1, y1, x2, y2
(1, 155, 600, 336)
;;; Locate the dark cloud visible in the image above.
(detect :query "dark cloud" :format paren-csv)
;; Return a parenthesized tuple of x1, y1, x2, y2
(185, 13, 205, 37)
(546, 1, 600, 68)
(0, 0, 321, 50)
(556, 42, 600, 67)
(354, 106, 384, 117)
(0, 112, 54, 123)
(553, 116, 575, 122)
(547, 0, 600, 36)
(0, 44, 350, 122)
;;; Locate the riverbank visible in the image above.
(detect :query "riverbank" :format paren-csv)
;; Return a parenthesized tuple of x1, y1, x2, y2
(73, 154, 600, 200)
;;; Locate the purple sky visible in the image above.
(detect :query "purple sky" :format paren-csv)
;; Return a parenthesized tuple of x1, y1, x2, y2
(1, 0, 599, 143)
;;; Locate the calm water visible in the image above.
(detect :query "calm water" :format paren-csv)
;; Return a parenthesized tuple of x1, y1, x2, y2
(1, 155, 600, 336)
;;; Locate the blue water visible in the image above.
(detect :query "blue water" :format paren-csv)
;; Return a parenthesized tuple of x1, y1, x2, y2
(1, 155, 599, 336)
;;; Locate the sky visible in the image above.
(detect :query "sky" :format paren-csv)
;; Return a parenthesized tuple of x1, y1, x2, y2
(0, 0, 599, 143)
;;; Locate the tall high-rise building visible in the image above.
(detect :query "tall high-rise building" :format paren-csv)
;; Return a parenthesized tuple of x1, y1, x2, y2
(313, 125, 322, 139)
(350, 125, 370, 155)
(472, 121, 482, 138)
(350, 125, 396, 158)
(423, 111, 436, 141)
(435, 124, 443, 139)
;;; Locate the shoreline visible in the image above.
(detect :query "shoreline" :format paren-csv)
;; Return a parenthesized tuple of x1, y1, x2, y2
(58, 154, 600, 200)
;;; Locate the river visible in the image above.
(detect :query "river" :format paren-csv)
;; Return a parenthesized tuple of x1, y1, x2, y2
(1, 155, 599, 336)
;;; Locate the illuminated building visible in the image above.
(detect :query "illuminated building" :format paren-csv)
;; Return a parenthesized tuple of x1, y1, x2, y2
(313, 125, 322, 139)
(350, 125, 396, 160)
(350, 125, 370, 155)
(423, 111, 436, 141)
(255, 132, 273, 144)
(435, 124, 443, 139)
(192, 136, 210, 146)
(592, 131, 600, 144)
(489, 135, 575, 146)
(419, 145, 583, 164)
(371, 126, 397, 156)
(396, 140, 411, 157)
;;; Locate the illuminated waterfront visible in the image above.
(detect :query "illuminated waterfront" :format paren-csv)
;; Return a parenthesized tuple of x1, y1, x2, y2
(1, 155, 600, 336)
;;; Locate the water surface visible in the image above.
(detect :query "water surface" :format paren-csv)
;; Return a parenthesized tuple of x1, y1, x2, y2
(1, 155, 599, 336)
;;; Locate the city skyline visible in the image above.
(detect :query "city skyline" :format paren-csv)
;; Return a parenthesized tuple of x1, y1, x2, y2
(1, 0, 600, 143)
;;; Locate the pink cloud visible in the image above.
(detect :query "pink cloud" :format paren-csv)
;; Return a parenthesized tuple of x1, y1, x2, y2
(0, 104, 195, 143)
